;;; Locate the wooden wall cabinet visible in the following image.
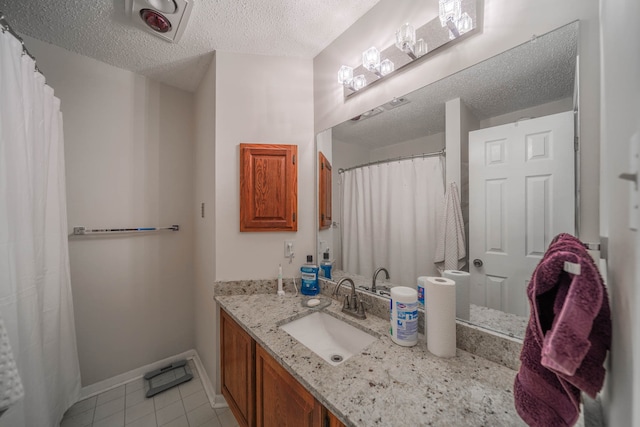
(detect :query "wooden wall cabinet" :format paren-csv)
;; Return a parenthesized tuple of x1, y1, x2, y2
(221, 309, 255, 427)
(318, 152, 332, 230)
(240, 143, 297, 232)
(220, 308, 345, 427)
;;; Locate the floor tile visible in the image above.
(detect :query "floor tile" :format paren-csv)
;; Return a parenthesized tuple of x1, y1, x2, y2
(125, 411, 157, 427)
(65, 396, 97, 418)
(178, 378, 203, 399)
(93, 410, 125, 427)
(60, 408, 94, 427)
(97, 385, 126, 406)
(196, 416, 222, 427)
(126, 378, 146, 395)
(160, 415, 188, 427)
(94, 396, 125, 421)
(182, 389, 208, 412)
(125, 398, 155, 425)
(153, 387, 181, 410)
(155, 400, 185, 426)
(126, 388, 148, 408)
(215, 408, 239, 427)
(186, 402, 216, 427)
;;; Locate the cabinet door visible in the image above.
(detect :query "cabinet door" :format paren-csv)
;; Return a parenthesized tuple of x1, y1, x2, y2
(256, 344, 321, 427)
(221, 309, 255, 427)
(324, 408, 347, 427)
(318, 151, 332, 230)
(240, 143, 298, 232)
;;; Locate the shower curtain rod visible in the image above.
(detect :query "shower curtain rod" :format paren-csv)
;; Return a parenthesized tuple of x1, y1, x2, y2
(338, 148, 445, 174)
(0, 12, 40, 71)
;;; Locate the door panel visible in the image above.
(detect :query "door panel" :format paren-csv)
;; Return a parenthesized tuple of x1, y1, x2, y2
(469, 111, 575, 317)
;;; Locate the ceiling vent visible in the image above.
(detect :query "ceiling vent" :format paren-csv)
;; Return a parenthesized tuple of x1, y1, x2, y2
(125, 0, 193, 43)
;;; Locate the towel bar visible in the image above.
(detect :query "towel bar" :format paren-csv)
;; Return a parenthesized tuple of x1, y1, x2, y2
(72, 225, 179, 235)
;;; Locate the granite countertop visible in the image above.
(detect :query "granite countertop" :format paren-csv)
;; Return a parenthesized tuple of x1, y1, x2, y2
(216, 293, 526, 427)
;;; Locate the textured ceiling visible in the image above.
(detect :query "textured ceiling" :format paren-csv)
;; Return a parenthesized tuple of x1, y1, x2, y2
(0, 0, 381, 92)
(333, 22, 578, 148)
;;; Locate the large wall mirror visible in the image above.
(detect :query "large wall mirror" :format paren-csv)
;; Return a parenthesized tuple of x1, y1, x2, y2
(316, 21, 579, 340)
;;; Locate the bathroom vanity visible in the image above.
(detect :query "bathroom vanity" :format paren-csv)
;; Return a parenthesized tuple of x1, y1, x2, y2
(216, 293, 528, 427)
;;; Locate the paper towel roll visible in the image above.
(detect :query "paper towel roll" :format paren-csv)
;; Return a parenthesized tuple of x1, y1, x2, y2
(425, 277, 456, 358)
(443, 270, 470, 321)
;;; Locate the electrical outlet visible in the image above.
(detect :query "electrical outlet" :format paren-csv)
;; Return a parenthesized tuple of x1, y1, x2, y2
(284, 240, 294, 258)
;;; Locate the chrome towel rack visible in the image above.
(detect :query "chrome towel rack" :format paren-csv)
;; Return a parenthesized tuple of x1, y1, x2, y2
(73, 225, 179, 235)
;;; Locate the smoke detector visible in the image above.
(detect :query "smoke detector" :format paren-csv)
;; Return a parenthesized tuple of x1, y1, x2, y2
(125, 0, 193, 43)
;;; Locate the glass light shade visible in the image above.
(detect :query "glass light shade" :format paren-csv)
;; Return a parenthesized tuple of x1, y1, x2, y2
(439, 0, 462, 27)
(395, 23, 416, 53)
(352, 75, 367, 91)
(414, 39, 427, 57)
(457, 12, 473, 35)
(362, 47, 381, 72)
(379, 59, 394, 76)
(338, 65, 353, 85)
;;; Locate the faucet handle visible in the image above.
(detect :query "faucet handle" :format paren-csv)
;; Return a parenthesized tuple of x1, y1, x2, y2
(342, 295, 350, 310)
(357, 299, 368, 318)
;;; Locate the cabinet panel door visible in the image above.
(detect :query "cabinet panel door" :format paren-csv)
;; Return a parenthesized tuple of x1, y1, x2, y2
(318, 151, 332, 230)
(240, 143, 298, 232)
(325, 409, 347, 427)
(255, 344, 321, 427)
(221, 309, 255, 427)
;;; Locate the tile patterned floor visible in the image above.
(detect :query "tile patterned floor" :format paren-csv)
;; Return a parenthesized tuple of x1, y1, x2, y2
(60, 360, 239, 427)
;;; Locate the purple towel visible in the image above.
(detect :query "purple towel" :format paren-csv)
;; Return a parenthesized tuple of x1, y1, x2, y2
(514, 234, 611, 426)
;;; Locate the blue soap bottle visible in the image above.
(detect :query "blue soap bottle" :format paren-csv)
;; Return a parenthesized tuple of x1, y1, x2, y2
(300, 255, 319, 296)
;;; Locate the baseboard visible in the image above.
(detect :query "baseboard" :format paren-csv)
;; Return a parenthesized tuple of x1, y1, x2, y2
(78, 348, 226, 410)
(190, 351, 227, 408)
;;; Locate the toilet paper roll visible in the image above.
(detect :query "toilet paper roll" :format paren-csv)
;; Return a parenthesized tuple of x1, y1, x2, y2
(443, 270, 470, 321)
(425, 277, 456, 358)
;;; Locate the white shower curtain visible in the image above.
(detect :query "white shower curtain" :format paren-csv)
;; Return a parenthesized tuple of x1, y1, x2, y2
(0, 29, 81, 426)
(341, 156, 445, 287)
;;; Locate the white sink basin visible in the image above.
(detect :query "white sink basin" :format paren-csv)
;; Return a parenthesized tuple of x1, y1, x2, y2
(280, 311, 377, 366)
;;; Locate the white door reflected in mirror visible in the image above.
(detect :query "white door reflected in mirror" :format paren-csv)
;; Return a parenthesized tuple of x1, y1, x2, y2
(469, 111, 575, 318)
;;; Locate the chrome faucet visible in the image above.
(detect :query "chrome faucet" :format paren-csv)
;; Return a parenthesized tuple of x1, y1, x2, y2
(371, 267, 390, 294)
(334, 277, 366, 319)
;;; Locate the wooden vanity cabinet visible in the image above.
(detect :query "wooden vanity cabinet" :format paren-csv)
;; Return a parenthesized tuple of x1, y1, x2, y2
(240, 143, 298, 232)
(220, 308, 345, 427)
(256, 343, 322, 427)
(221, 309, 255, 427)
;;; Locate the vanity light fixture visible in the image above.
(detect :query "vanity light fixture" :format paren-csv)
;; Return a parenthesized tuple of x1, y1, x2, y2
(362, 47, 395, 78)
(439, 0, 474, 39)
(338, 65, 368, 91)
(337, 0, 480, 98)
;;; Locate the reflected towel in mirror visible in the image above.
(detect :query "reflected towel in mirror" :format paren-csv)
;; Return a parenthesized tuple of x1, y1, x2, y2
(434, 182, 466, 272)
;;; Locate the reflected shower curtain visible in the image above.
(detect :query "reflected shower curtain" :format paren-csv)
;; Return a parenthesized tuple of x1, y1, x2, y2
(342, 157, 445, 287)
(0, 29, 81, 426)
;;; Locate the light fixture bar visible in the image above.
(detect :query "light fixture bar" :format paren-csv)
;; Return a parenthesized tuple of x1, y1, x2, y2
(339, 0, 479, 98)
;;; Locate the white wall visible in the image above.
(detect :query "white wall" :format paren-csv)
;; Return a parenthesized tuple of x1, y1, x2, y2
(194, 54, 219, 392)
(369, 132, 445, 162)
(214, 52, 315, 281)
(23, 36, 196, 386)
(313, 0, 601, 242)
(599, 0, 640, 424)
